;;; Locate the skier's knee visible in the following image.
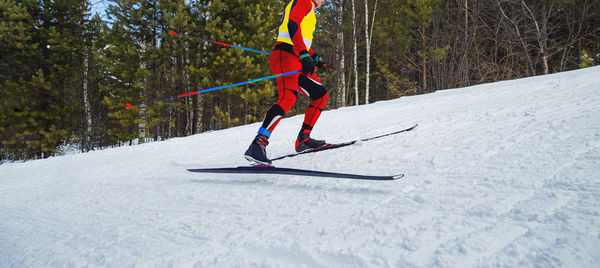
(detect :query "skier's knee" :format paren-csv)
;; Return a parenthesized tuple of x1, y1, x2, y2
(311, 92, 328, 108)
(275, 92, 297, 113)
(310, 87, 327, 101)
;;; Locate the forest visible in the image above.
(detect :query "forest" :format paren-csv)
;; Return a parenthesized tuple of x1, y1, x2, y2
(1, 0, 598, 160)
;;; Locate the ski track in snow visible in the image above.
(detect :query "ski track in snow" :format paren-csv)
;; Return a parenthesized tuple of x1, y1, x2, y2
(1, 67, 600, 267)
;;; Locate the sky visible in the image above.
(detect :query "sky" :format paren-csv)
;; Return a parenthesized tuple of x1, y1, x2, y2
(89, 0, 109, 19)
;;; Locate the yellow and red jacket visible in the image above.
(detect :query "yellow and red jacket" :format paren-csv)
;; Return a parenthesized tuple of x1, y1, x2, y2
(275, 0, 320, 56)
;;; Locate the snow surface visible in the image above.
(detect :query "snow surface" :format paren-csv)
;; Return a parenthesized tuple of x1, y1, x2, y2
(1, 67, 600, 267)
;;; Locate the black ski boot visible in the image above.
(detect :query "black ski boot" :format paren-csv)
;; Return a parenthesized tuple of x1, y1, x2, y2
(244, 135, 271, 165)
(295, 132, 327, 153)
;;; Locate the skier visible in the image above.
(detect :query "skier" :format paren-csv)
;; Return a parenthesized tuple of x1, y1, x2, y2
(245, 0, 328, 164)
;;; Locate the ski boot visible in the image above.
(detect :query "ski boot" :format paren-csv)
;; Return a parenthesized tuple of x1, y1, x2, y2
(295, 132, 327, 153)
(244, 135, 271, 165)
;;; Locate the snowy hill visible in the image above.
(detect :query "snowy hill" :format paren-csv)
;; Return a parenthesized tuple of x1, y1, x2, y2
(1, 66, 599, 267)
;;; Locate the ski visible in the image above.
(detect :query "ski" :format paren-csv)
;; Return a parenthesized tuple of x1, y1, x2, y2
(187, 165, 403, 180)
(269, 123, 418, 162)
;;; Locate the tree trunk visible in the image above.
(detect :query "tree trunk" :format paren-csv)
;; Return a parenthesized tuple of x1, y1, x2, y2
(335, 0, 346, 107)
(364, 0, 379, 104)
(464, 0, 469, 85)
(82, 0, 92, 152)
(521, 0, 550, 75)
(364, 0, 370, 104)
(83, 55, 92, 152)
(351, 0, 359, 106)
(421, 28, 427, 92)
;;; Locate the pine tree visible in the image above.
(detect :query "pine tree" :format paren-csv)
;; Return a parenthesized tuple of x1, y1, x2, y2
(41, 0, 88, 154)
(82, 13, 111, 150)
(371, 0, 413, 98)
(579, 49, 595, 68)
(0, 0, 39, 159)
(103, 0, 165, 144)
(401, 0, 444, 93)
(1, 0, 87, 159)
(161, 0, 192, 137)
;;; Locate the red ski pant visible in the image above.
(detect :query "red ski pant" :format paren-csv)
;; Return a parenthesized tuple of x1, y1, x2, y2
(258, 50, 328, 139)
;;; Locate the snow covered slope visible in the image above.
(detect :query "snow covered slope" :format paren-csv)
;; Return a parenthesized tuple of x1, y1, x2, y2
(1, 67, 599, 267)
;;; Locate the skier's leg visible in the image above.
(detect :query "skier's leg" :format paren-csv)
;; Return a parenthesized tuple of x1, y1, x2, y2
(257, 50, 301, 140)
(259, 89, 297, 139)
(245, 50, 300, 163)
(295, 73, 328, 151)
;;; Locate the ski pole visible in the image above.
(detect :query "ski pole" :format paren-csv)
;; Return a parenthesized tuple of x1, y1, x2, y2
(170, 30, 271, 55)
(125, 70, 300, 109)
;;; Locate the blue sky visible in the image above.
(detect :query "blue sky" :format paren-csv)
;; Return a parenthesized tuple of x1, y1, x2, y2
(89, 0, 109, 18)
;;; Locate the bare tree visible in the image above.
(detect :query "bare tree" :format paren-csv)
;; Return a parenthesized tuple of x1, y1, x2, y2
(83, 0, 93, 152)
(520, 0, 552, 74)
(557, 0, 598, 71)
(497, 0, 536, 75)
(364, 0, 379, 104)
(334, 0, 346, 107)
(463, 0, 469, 85)
(351, 0, 359, 105)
